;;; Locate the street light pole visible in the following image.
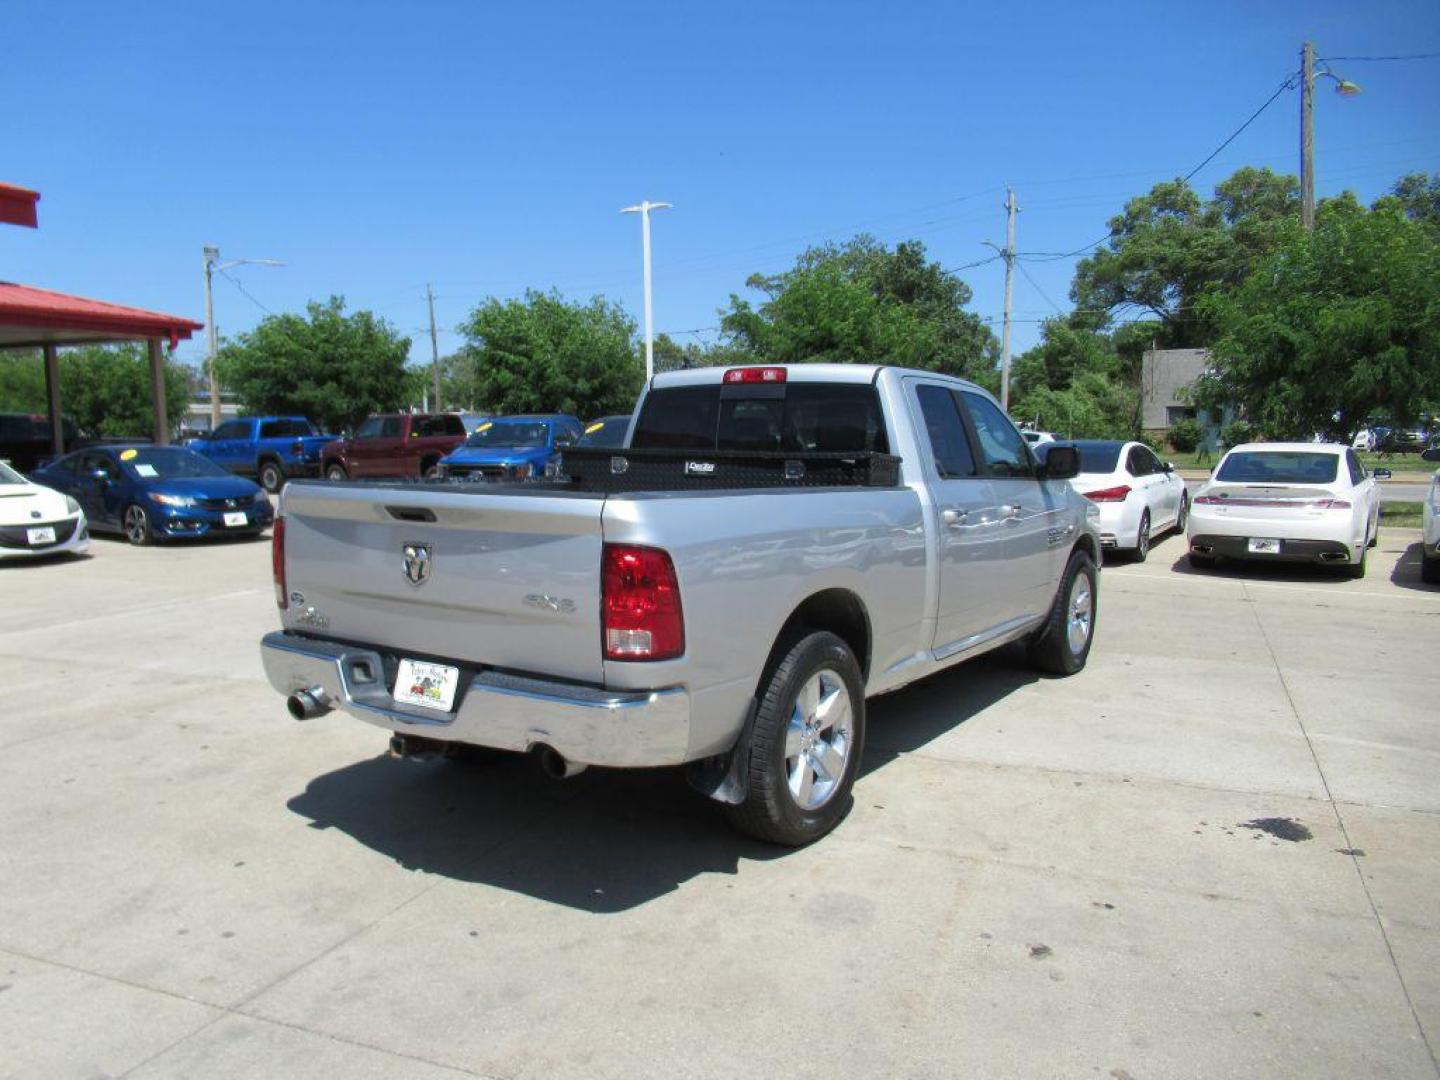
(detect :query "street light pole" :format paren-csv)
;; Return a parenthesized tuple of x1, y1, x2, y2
(202, 246, 284, 428)
(1299, 41, 1360, 231)
(620, 200, 671, 382)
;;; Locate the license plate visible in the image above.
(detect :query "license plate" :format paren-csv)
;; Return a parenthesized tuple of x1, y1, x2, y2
(26, 526, 56, 545)
(394, 659, 460, 712)
(222, 511, 248, 527)
(1247, 537, 1281, 554)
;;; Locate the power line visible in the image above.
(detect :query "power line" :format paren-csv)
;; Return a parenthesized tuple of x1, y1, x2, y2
(1319, 52, 1440, 62)
(1016, 259, 1065, 315)
(216, 268, 276, 317)
(1018, 69, 1303, 265)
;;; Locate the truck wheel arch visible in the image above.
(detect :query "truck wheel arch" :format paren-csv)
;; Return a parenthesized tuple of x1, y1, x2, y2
(1072, 533, 1099, 566)
(763, 588, 872, 687)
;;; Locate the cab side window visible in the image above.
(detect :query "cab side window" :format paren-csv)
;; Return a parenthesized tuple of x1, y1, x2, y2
(915, 384, 977, 479)
(960, 392, 1033, 478)
(380, 418, 403, 438)
(354, 417, 384, 440)
(212, 421, 249, 440)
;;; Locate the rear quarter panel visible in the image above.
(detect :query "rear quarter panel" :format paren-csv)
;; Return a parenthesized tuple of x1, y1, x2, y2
(601, 486, 928, 759)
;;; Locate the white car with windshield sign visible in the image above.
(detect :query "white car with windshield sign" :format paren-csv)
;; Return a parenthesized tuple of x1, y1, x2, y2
(0, 459, 89, 559)
(1070, 440, 1189, 561)
(1187, 443, 1385, 578)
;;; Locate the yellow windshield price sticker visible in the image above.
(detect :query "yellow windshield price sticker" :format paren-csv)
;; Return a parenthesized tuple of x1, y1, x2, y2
(476, 422, 493, 433)
(119, 449, 139, 461)
(585, 422, 604, 434)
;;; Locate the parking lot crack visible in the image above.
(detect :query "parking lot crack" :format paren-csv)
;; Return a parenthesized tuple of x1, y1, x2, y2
(1246, 583, 1440, 1078)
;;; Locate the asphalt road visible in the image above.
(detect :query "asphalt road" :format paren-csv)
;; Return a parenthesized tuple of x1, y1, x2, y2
(2, 530, 1438, 1078)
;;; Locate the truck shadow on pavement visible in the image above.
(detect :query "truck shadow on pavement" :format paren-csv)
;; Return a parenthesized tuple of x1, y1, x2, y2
(284, 652, 1035, 913)
(1391, 542, 1438, 593)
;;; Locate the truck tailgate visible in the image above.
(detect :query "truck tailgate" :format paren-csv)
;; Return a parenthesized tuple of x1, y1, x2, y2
(280, 482, 606, 683)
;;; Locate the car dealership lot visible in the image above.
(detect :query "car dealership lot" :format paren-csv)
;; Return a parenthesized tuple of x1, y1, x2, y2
(2, 531, 1437, 1079)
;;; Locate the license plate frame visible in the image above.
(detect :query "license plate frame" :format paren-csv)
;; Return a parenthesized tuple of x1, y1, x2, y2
(1247, 537, 1281, 555)
(394, 658, 460, 712)
(26, 526, 56, 545)
(222, 511, 249, 527)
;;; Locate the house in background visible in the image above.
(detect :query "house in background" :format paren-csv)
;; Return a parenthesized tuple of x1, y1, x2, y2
(1140, 347, 1233, 452)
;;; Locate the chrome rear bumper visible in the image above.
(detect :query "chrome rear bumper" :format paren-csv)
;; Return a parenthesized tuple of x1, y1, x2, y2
(260, 631, 690, 767)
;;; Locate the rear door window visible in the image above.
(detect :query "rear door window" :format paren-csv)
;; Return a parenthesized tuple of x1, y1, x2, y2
(1345, 450, 1365, 484)
(212, 421, 249, 440)
(380, 417, 403, 438)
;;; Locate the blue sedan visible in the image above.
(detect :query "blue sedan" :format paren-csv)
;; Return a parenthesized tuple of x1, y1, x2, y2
(32, 445, 274, 545)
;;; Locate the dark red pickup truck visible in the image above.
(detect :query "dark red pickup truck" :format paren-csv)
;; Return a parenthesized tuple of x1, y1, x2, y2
(320, 413, 467, 480)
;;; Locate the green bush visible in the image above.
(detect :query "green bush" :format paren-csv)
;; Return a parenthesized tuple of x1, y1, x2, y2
(1222, 419, 1256, 448)
(1167, 417, 1203, 453)
(1137, 432, 1164, 453)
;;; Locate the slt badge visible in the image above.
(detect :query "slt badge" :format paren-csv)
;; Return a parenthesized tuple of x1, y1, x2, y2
(403, 542, 432, 586)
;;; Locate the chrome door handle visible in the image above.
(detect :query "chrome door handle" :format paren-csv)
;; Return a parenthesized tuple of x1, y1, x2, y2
(941, 508, 968, 526)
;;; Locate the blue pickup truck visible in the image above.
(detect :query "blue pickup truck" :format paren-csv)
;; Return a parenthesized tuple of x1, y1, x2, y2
(188, 416, 336, 493)
(437, 414, 583, 481)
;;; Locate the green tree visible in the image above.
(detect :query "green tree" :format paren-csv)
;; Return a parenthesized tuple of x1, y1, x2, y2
(1377, 171, 1440, 232)
(1071, 167, 1301, 346)
(0, 345, 188, 435)
(719, 236, 998, 386)
(455, 290, 641, 417)
(1194, 199, 1440, 440)
(216, 297, 411, 433)
(1009, 316, 1140, 439)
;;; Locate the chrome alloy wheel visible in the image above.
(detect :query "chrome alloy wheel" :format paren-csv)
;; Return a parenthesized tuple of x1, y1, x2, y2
(783, 669, 854, 811)
(1066, 575, 1093, 656)
(124, 505, 150, 545)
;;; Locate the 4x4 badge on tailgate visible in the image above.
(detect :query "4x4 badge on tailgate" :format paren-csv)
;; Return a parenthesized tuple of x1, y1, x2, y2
(403, 542, 431, 586)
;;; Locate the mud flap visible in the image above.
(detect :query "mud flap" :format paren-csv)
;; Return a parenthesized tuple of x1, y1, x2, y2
(685, 699, 759, 805)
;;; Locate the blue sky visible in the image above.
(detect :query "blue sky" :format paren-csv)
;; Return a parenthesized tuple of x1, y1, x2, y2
(5, 0, 1438, 372)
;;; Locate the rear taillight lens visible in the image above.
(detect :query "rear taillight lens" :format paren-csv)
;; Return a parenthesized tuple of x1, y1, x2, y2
(1310, 498, 1351, 510)
(1083, 485, 1131, 502)
(272, 517, 287, 609)
(1194, 494, 1222, 504)
(292, 439, 304, 455)
(602, 543, 684, 661)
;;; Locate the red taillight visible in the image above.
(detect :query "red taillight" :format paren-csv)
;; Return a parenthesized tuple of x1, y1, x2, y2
(1083, 485, 1131, 503)
(1194, 494, 1223, 504)
(272, 517, 287, 609)
(722, 366, 787, 384)
(1310, 498, 1351, 510)
(602, 543, 684, 661)
(292, 439, 304, 455)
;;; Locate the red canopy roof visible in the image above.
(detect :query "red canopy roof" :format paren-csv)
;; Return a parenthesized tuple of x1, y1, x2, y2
(0, 184, 40, 228)
(0, 281, 203, 349)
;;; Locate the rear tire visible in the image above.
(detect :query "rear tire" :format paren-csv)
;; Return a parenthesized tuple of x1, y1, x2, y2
(1345, 537, 1368, 579)
(1027, 549, 1098, 676)
(1132, 511, 1151, 563)
(725, 631, 865, 847)
(1175, 494, 1189, 534)
(1422, 553, 1440, 585)
(325, 463, 348, 481)
(259, 459, 285, 494)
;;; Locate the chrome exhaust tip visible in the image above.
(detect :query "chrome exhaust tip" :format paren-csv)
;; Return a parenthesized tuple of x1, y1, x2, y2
(286, 687, 332, 721)
(535, 744, 588, 780)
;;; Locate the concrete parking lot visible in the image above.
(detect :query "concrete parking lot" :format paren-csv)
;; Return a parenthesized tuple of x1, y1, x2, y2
(2, 526, 1438, 1079)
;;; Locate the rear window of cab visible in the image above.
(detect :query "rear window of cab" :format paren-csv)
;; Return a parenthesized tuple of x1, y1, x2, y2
(631, 383, 889, 453)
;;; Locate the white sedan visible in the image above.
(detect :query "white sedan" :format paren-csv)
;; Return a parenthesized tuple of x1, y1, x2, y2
(0, 459, 89, 559)
(1422, 457, 1439, 585)
(1070, 440, 1189, 561)
(1187, 442, 1382, 578)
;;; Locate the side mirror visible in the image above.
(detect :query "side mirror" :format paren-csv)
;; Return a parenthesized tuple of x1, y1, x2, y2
(1039, 444, 1080, 480)
(1372, 467, 1393, 480)
(1163, 461, 1175, 473)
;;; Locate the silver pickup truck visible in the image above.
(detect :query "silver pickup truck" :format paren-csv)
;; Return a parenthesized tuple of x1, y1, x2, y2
(261, 364, 1101, 845)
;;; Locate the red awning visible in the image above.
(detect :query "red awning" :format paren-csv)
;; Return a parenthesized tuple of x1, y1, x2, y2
(0, 281, 203, 349)
(0, 184, 40, 228)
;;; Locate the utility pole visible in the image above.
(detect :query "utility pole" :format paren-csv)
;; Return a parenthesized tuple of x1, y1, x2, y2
(1301, 41, 1316, 230)
(1000, 187, 1018, 412)
(620, 200, 671, 382)
(427, 283, 442, 412)
(201, 246, 283, 429)
(203, 247, 220, 428)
